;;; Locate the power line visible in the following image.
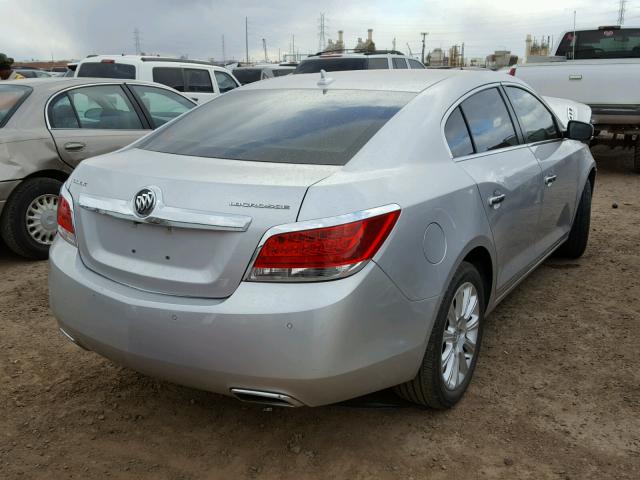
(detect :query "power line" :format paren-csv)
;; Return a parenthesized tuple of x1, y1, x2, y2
(618, 0, 627, 25)
(318, 13, 327, 51)
(133, 28, 142, 55)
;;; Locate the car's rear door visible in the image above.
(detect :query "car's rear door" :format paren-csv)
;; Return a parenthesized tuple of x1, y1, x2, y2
(47, 84, 150, 168)
(447, 86, 544, 293)
(503, 85, 581, 252)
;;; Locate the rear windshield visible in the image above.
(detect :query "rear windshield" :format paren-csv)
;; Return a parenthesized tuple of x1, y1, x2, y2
(232, 69, 262, 84)
(294, 58, 368, 74)
(556, 28, 640, 59)
(138, 89, 415, 165)
(0, 85, 31, 127)
(77, 62, 136, 79)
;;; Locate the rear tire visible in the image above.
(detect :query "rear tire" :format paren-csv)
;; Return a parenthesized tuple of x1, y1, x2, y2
(555, 180, 592, 259)
(0, 177, 62, 260)
(395, 262, 485, 409)
(634, 138, 640, 174)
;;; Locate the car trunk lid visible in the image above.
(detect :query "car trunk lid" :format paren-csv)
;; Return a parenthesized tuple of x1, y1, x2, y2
(71, 148, 338, 298)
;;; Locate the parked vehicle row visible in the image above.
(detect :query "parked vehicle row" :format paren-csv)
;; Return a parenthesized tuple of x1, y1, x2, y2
(0, 78, 196, 258)
(74, 55, 241, 103)
(48, 70, 595, 409)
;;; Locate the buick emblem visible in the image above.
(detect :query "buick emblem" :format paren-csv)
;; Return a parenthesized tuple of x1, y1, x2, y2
(134, 188, 156, 217)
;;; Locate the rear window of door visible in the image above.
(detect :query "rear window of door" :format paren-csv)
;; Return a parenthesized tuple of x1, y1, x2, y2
(214, 71, 238, 93)
(504, 87, 560, 143)
(152, 67, 185, 92)
(392, 58, 408, 69)
(184, 68, 213, 93)
(444, 107, 474, 158)
(129, 85, 194, 128)
(77, 62, 136, 79)
(49, 85, 143, 130)
(367, 58, 389, 69)
(408, 59, 425, 69)
(460, 88, 519, 152)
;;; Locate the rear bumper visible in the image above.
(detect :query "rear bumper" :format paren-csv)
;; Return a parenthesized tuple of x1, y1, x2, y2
(49, 239, 439, 406)
(590, 104, 640, 126)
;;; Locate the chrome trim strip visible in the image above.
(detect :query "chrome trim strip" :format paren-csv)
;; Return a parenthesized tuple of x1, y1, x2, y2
(78, 192, 252, 232)
(243, 203, 401, 282)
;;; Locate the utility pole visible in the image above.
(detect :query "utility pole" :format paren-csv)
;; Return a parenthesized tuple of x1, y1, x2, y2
(420, 32, 428, 64)
(461, 42, 465, 68)
(618, 0, 626, 25)
(262, 38, 268, 62)
(406, 42, 414, 58)
(133, 28, 142, 55)
(222, 34, 226, 65)
(245, 17, 249, 63)
(572, 10, 576, 59)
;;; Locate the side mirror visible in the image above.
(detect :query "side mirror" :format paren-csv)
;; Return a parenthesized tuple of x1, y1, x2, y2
(565, 120, 594, 142)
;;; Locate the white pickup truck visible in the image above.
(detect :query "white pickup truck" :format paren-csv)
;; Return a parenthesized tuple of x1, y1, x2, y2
(510, 26, 640, 172)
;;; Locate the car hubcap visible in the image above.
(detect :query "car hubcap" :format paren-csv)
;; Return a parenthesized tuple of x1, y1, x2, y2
(441, 282, 480, 390)
(25, 194, 58, 245)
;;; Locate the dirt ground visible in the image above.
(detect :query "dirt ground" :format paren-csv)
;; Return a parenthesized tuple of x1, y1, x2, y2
(1, 146, 639, 480)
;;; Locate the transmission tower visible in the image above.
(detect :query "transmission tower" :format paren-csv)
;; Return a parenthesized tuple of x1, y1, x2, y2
(133, 28, 142, 55)
(318, 13, 327, 51)
(618, 0, 627, 25)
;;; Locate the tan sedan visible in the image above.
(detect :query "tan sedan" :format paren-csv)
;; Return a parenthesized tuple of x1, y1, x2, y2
(0, 78, 195, 259)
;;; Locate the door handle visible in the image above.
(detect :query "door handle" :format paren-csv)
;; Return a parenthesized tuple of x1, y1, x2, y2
(544, 174, 557, 186)
(488, 193, 506, 208)
(64, 142, 86, 152)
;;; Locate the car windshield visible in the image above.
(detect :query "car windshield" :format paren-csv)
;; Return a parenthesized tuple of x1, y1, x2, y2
(294, 58, 368, 73)
(232, 69, 263, 84)
(556, 28, 640, 59)
(138, 89, 415, 165)
(0, 85, 31, 127)
(77, 62, 136, 79)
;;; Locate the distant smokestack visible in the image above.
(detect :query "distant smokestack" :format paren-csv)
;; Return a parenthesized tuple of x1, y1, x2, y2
(367, 29, 373, 42)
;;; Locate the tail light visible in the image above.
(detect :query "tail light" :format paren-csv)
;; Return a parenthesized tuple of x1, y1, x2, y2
(247, 205, 400, 282)
(57, 187, 76, 246)
(508, 67, 516, 76)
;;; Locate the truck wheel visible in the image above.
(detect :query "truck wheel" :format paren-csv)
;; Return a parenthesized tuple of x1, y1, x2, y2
(0, 177, 62, 260)
(395, 262, 485, 409)
(556, 180, 592, 259)
(634, 138, 640, 174)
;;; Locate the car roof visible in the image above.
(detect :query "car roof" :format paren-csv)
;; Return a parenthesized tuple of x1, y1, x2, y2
(0, 77, 185, 93)
(78, 55, 228, 70)
(240, 69, 513, 93)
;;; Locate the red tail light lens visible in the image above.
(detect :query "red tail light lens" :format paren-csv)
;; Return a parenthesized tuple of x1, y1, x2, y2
(249, 208, 400, 282)
(508, 67, 516, 76)
(57, 192, 76, 246)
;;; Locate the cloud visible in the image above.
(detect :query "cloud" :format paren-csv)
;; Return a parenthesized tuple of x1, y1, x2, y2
(0, 0, 627, 62)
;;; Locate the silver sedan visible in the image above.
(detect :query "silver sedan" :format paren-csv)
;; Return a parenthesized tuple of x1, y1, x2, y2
(49, 70, 595, 408)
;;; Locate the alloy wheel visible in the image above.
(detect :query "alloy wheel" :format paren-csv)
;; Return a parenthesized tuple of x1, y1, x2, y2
(441, 281, 480, 390)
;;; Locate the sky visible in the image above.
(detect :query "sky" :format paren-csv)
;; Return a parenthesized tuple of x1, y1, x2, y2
(1, 0, 636, 63)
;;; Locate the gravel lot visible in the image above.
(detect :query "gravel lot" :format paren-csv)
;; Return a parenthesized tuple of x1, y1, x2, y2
(1, 146, 639, 480)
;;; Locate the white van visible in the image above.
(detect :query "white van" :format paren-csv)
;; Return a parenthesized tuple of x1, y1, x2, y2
(75, 55, 240, 103)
